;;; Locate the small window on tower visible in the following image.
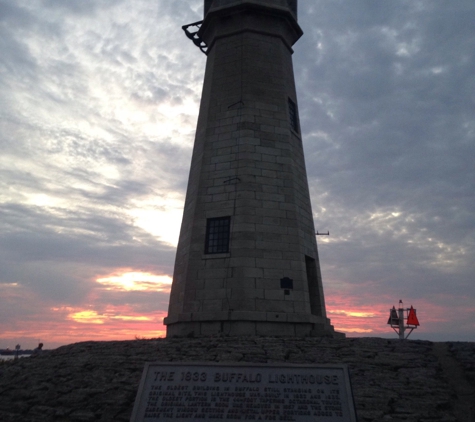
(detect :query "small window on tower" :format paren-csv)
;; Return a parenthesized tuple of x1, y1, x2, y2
(288, 98, 299, 133)
(205, 217, 231, 254)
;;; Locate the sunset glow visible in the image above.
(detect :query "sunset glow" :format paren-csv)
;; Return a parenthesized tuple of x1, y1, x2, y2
(0, 1, 473, 352)
(0, 281, 471, 349)
(69, 310, 107, 324)
(331, 310, 377, 318)
(68, 309, 154, 324)
(96, 272, 173, 292)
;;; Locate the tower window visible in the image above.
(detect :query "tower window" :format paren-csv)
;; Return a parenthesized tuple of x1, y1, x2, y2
(205, 217, 231, 254)
(288, 98, 299, 133)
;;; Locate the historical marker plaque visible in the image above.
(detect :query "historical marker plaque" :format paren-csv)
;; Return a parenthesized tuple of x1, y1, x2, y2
(130, 363, 357, 422)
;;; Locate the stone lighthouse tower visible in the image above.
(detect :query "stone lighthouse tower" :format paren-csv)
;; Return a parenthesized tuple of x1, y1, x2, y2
(164, 0, 339, 337)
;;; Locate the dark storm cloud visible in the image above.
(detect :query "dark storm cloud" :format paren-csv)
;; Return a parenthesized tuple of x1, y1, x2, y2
(0, 4, 39, 99)
(0, 0, 473, 343)
(0, 201, 175, 308)
(295, 0, 475, 317)
(0, 203, 174, 265)
(40, 0, 128, 15)
(0, 0, 203, 348)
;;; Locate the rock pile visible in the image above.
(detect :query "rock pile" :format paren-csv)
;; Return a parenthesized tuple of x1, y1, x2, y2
(0, 337, 474, 422)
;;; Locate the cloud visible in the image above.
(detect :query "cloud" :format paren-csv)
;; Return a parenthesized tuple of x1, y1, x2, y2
(296, 1, 475, 296)
(96, 271, 172, 292)
(0, 0, 473, 348)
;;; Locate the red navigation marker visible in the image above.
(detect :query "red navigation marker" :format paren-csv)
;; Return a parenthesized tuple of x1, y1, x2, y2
(407, 306, 420, 326)
(387, 301, 420, 339)
(387, 306, 399, 325)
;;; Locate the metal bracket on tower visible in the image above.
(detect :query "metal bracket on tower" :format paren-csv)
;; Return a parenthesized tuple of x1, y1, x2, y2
(223, 177, 241, 184)
(182, 21, 208, 54)
(316, 231, 330, 236)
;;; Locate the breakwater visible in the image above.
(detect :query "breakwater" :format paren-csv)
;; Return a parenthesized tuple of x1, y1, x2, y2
(0, 337, 473, 422)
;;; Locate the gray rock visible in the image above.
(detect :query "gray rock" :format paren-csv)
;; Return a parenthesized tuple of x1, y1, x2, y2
(0, 337, 473, 422)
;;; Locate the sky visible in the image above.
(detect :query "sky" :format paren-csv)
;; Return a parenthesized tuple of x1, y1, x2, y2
(0, 0, 474, 350)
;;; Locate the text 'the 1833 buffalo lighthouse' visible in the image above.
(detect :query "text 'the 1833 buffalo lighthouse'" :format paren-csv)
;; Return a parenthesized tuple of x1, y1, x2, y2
(164, 0, 341, 338)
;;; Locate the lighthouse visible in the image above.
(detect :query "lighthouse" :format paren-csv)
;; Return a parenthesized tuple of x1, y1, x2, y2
(164, 0, 340, 338)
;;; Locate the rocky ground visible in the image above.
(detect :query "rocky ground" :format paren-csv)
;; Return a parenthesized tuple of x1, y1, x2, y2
(0, 337, 474, 422)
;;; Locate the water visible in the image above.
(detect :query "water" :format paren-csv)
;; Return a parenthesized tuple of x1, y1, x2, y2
(0, 355, 30, 362)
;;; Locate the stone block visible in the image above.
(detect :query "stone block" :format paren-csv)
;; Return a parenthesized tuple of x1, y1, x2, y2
(236, 288, 265, 301)
(199, 321, 222, 335)
(230, 239, 256, 249)
(261, 154, 277, 163)
(265, 289, 285, 301)
(225, 277, 257, 290)
(235, 191, 257, 200)
(217, 132, 233, 141)
(196, 288, 227, 301)
(230, 311, 267, 321)
(255, 278, 280, 290)
(283, 234, 300, 244)
(166, 322, 200, 337)
(286, 312, 313, 323)
(184, 300, 202, 312)
(255, 102, 279, 112)
(266, 312, 288, 322)
(223, 321, 257, 336)
(256, 192, 285, 202)
(202, 299, 224, 312)
(193, 311, 229, 322)
(210, 154, 235, 164)
(205, 278, 225, 290)
(256, 322, 295, 336)
(262, 216, 281, 226)
(227, 296, 256, 312)
(262, 250, 283, 259)
(295, 323, 314, 337)
(230, 248, 263, 258)
(285, 291, 306, 302)
(205, 258, 229, 269)
(231, 267, 264, 278)
(261, 169, 277, 178)
(256, 232, 282, 242)
(214, 124, 237, 134)
(261, 185, 280, 195)
(256, 240, 287, 251)
(255, 208, 286, 218)
(282, 250, 301, 260)
(291, 260, 306, 271)
(232, 223, 256, 233)
(263, 268, 284, 278)
(256, 258, 291, 269)
(275, 127, 289, 135)
(204, 200, 235, 210)
(256, 299, 294, 313)
(212, 193, 230, 202)
(198, 268, 231, 279)
(229, 256, 256, 267)
(261, 200, 280, 210)
(207, 186, 225, 195)
(255, 224, 288, 235)
(260, 125, 275, 133)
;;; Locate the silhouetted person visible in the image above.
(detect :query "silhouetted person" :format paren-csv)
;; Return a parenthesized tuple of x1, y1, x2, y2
(32, 343, 43, 356)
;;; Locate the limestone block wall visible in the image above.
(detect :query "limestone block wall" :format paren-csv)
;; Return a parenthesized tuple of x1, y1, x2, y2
(165, 0, 335, 337)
